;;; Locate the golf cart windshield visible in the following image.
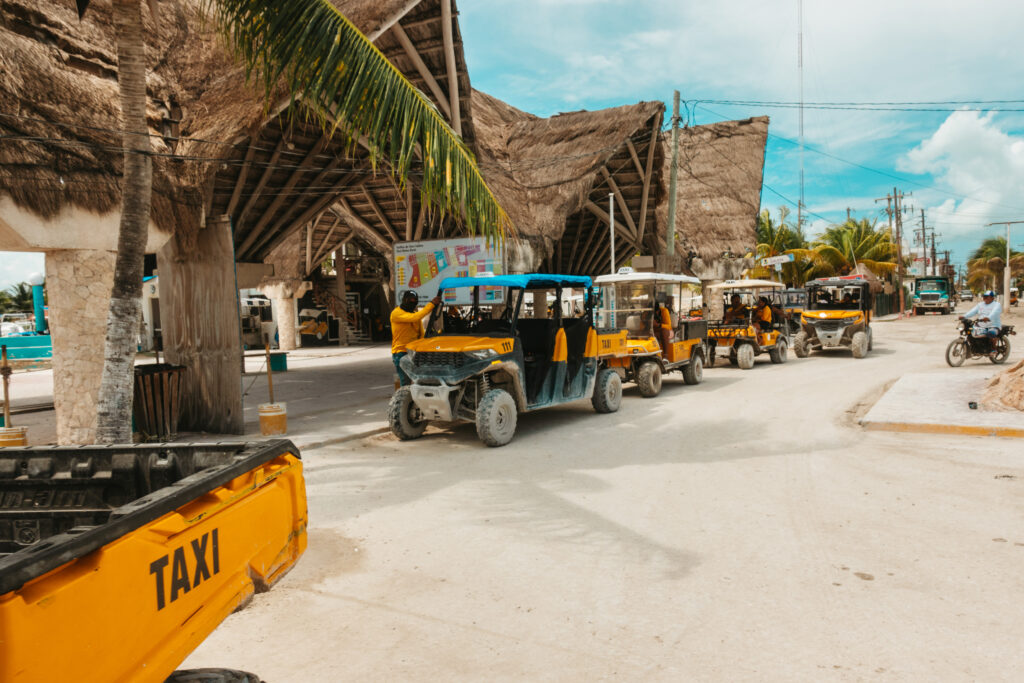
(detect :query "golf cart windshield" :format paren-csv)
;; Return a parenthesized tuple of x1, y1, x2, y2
(806, 285, 866, 311)
(595, 280, 699, 337)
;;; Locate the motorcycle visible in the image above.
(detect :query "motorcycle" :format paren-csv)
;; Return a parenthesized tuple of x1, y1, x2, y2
(945, 318, 1014, 367)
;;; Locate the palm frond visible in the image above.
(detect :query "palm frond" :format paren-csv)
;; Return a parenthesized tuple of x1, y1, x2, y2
(204, 0, 509, 240)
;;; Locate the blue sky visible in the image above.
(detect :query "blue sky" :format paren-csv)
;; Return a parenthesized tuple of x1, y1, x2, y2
(460, 0, 1024, 273)
(3, 0, 1023, 289)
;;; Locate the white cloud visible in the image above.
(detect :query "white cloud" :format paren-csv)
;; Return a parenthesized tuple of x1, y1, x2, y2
(0, 252, 44, 291)
(898, 111, 1024, 238)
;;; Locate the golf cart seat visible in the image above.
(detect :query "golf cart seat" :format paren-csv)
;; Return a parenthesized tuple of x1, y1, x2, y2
(626, 315, 645, 333)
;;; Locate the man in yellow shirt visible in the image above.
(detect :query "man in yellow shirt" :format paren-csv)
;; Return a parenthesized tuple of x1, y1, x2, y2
(391, 290, 442, 386)
(723, 294, 748, 323)
(753, 296, 773, 332)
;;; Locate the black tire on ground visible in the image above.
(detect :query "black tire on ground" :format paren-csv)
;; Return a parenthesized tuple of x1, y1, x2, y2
(945, 339, 966, 367)
(793, 331, 809, 358)
(990, 338, 1011, 364)
(683, 352, 703, 385)
(728, 349, 739, 367)
(165, 670, 262, 683)
(736, 343, 755, 369)
(851, 331, 869, 359)
(708, 346, 716, 367)
(769, 337, 788, 364)
(388, 387, 427, 440)
(868, 328, 873, 351)
(637, 361, 663, 398)
(476, 389, 518, 447)
(592, 368, 622, 413)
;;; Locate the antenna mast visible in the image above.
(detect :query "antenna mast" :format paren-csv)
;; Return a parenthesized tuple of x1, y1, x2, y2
(797, 0, 804, 234)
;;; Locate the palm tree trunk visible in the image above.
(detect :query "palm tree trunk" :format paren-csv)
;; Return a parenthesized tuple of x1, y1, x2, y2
(96, 0, 151, 444)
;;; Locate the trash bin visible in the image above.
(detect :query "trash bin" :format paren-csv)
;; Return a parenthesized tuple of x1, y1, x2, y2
(269, 352, 288, 373)
(132, 363, 185, 441)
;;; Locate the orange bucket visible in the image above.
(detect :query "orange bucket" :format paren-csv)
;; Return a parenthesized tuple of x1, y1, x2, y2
(258, 403, 288, 436)
(0, 426, 28, 447)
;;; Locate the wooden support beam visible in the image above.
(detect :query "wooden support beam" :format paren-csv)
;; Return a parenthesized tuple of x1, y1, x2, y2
(391, 24, 452, 118)
(254, 169, 368, 257)
(305, 224, 313, 274)
(335, 198, 393, 254)
(637, 111, 663, 247)
(599, 167, 639, 240)
(236, 134, 328, 258)
(255, 154, 345, 254)
(567, 213, 585, 273)
(235, 134, 287, 229)
(625, 138, 645, 178)
(366, 0, 422, 41)
(576, 214, 603, 274)
(361, 186, 400, 242)
(405, 183, 414, 240)
(413, 201, 427, 240)
(225, 136, 259, 217)
(311, 216, 342, 267)
(584, 200, 635, 249)
(440, 0, 462, 135)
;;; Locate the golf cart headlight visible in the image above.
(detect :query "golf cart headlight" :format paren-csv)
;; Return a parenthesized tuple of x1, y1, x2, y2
(466, 348, 497, 360)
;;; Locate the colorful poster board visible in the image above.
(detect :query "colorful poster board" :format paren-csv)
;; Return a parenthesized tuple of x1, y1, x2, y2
(394, 238, 505, 305)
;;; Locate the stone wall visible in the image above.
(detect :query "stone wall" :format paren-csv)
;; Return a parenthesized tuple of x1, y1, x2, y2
(45, 249, 116, 445)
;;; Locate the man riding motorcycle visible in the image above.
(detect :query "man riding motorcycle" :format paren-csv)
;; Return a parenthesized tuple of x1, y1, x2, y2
(960, 290, 1002, 337)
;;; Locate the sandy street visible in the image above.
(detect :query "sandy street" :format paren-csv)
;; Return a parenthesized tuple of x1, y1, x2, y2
(185, 311, 1024, 681)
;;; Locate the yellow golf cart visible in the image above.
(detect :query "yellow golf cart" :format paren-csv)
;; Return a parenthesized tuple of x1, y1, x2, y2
(594, 269, 708, 397)
(705, 279, 790, 369)
(793, 276, 874, 358)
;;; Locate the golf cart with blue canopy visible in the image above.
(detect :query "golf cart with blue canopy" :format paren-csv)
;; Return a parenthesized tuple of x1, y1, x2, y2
(388, 274, 622, 447)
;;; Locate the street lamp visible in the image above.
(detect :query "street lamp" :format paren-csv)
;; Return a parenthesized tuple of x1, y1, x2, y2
(986, 221, 1023, 309)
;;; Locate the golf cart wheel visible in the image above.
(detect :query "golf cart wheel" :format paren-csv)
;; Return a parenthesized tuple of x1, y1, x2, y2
(592, 368, 622, 413)
(708, 346, 716, 367)
(736, 343, 755, 370)
(851, 331, 869, 359)
(990, 338, 1011, 364)
(769, 337, 788, 364)
(166, 670, 262, 683)
(683, 352, 704, 385)
(728, 350, 739, 367)
(867, 328, 873, 351)
(476, 389, 518, 447)
(637, 361, 663, 398)
(945, 339, 966, 367)
(388, 387, 427, 440)
(793, 331, 809, 358)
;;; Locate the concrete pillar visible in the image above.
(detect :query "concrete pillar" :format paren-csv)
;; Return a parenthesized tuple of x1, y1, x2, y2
(272, 296, 299, 350)
(45, 249, 116, 445)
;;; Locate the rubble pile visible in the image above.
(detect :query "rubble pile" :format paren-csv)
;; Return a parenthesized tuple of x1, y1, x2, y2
(982, 359, 1024, 411)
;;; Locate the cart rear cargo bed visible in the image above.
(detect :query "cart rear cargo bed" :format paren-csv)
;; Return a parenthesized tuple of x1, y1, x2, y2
(0, 440, 307, 682)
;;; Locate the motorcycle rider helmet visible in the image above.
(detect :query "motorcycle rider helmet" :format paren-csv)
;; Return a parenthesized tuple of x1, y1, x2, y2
(982, 290, 996, 299)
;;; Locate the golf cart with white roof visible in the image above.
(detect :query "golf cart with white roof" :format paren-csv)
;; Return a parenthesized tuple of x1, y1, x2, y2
(705, 279, 790, 369)
(594, 269, 708, 397)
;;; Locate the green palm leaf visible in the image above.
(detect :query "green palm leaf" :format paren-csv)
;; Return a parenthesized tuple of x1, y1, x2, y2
(204, 0, 509, 239)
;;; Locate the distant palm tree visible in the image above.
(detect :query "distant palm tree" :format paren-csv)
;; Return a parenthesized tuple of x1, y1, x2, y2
(965, 236, 1022, 293)
(812, 218, 898, 278)
(750, 208, 819, 286)
(5, 283, 34, 312)
(77, 0, 508, 442)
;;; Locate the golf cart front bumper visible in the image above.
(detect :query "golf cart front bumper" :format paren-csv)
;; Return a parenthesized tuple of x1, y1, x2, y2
(409, 382, 459, 421)
(812, 322, 852, 348)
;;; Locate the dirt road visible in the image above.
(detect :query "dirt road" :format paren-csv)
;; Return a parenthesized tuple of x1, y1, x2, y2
(185, 311, 1024, 681)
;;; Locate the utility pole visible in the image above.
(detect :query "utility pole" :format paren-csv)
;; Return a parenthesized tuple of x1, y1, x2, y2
(846, 207, 851, 222)
(665, 90, 681, 257)
(985, 220, 1024, 308)
(875, 187, 908, 317)
(797, 0, 805, 241)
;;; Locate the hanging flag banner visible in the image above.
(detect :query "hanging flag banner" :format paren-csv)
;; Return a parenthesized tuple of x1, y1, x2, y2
(394, 238, 506, 305)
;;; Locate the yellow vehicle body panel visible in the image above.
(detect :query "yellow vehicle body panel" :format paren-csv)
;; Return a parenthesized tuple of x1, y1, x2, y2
(0, 448, 307, 683)
(406, 335, 515, 355)
(667, 338, 700, 364)
(596, 329, 628, 357)
(802, 310, 863, 324)
(552, 328, 567, 361)
(584, 328, 599, 358)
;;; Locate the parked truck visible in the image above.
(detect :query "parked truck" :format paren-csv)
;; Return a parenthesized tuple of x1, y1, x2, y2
(0, 440, 307, 682)
(912, 276, 954, 315)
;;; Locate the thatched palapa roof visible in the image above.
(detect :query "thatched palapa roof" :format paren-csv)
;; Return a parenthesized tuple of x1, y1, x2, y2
(654, 116, 769, 265)
(472, 90, 665, 274)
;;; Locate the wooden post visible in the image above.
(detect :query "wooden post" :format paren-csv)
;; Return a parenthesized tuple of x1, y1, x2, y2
(337, 246, 349, 346)
(1, 346, 11, 428)
(264, 342, 275, 404)
(157, 216, 244, 434)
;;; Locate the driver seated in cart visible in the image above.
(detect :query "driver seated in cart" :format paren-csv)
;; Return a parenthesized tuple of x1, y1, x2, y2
(753, 296, 773, 332)
(723, 294, 749, 323)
